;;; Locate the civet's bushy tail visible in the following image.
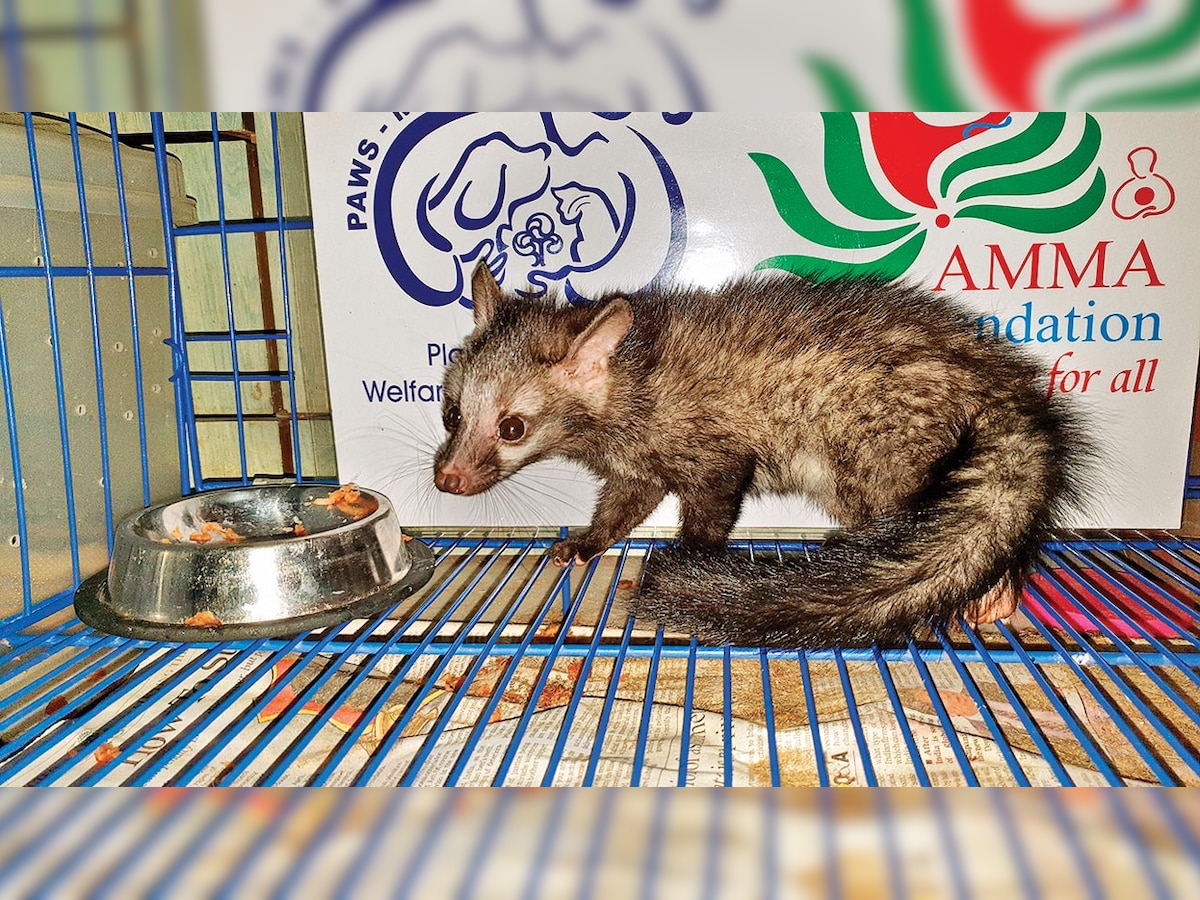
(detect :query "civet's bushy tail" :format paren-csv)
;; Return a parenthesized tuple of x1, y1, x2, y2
(633, 398, 1090, 649)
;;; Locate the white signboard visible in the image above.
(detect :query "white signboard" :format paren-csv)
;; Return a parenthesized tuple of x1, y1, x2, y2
(303, 112, 1200, 529)
(205, 0, 1200, 111)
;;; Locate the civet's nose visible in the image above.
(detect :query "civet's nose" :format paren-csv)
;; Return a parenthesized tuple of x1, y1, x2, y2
(435, 467, 468, 495)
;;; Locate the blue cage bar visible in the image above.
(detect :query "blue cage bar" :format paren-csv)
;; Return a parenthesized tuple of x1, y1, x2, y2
(0, 1, 197, 110)
(0, 788, 1198, 896)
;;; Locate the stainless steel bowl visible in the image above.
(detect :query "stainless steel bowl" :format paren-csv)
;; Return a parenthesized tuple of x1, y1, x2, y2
(74, 484, 434, 641)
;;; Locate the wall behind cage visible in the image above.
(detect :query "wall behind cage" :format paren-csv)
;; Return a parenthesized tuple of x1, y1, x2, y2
(0, 1, 206, 109)
(0, 112, 334, 623)
(0, 113, 184, 614)
(160, 112, 334, 487)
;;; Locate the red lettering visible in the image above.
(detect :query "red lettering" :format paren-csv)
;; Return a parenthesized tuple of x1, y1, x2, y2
(986, 243, 1043, 290)
(1050, 241, 1109, 289)
(1114, 239, 1164, 287)
(934, 245, 978, 291)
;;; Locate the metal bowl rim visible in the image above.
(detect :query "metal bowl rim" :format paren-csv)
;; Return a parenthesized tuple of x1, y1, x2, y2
(117, 484, 393, 552)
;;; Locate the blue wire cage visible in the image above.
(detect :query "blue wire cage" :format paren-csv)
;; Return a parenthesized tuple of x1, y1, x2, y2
(1, 112, 1200, 790)
(1, 788, 1198, 897)
(0, 1, 199, 109)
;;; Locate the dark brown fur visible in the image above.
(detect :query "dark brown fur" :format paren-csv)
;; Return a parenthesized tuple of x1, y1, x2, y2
(434, 262, 1089, 648)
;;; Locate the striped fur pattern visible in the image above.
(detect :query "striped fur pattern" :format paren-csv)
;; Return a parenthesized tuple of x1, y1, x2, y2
(434, 263, 1090, 648)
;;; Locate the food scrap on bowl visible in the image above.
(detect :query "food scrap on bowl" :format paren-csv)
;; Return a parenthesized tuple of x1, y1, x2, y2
(166, 521, 246, 544)
(183, 610, 224, 628)
(202, 522, 245, 543)
(312, 484, 377, 520)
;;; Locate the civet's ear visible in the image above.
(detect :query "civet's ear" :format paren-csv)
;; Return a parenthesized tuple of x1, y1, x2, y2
(554, 299, 633, 395)
(470, 260, 503, 327)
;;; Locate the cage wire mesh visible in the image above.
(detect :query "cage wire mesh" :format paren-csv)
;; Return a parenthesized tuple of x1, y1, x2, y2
(0, 788, 1198, 897)
(0, 111, 1198, 801)
(0, 0, 205, 109)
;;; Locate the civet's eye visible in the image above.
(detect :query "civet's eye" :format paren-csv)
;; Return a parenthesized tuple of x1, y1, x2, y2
(498, 415, 526, 442)
(443, 404, 461, 431)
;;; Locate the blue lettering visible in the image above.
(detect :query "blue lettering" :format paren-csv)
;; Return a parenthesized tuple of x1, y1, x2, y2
(348, 157, 372, 188)
(976, 300, 1165, 345)
(361, 379, 443, 403)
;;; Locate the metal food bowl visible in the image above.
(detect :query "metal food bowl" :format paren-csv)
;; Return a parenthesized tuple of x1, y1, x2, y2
(74, 484, 434, 641)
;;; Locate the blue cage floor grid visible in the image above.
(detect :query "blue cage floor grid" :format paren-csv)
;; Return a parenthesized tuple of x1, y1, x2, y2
(0, 532, 1198, 787)
(1, 788, 1198, 897)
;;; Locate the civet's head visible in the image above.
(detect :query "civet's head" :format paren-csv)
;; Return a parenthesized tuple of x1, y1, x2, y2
(433, 261, 632, 496)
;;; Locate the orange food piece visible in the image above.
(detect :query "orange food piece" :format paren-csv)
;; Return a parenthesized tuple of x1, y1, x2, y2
(292, 523, 307, 536)
(203, 521, 246, 542)
(330, 484, 361, 505)
(314, 484, 376, 520)
(185, 522, 245, 544)
(183, 610, 223, 627)
(170, 527, 183, 540)
(94, 742, 120, 765)
(310, 487, 337, 506)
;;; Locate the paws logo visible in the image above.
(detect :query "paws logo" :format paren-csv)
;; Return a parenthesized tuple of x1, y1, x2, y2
(807, 0, 1195, 109)
(270, 0, 713, 110)
(752, 113, 1110, 280)
(368, 112, 689, 307)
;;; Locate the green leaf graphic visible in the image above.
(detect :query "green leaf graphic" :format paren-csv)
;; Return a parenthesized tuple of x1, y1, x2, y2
(955, 115, 1100, 202)
(803, 56, 871, 110)
(1089, 72, 1200, 110)
(756, 230, 928, 282)
(1055, 1, 1200, 103)
(939, 113, 1067, 199)
(749, 152, 919, 249)
(900, 0, 972, 109)
(957, 169, 1106, 233)
(821, 113, 911, 221)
